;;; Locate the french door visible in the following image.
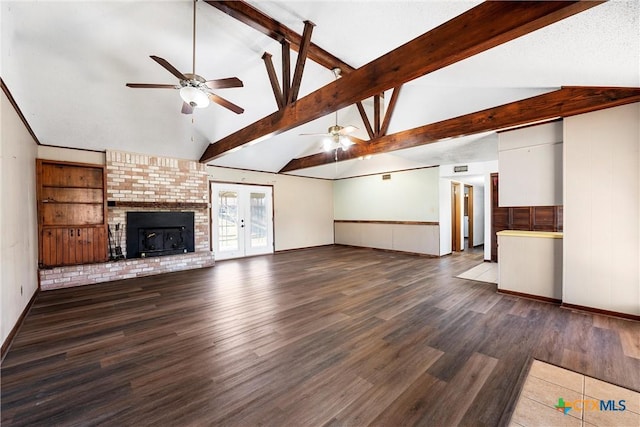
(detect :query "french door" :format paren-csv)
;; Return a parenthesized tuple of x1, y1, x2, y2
(211, 183, 274, 260)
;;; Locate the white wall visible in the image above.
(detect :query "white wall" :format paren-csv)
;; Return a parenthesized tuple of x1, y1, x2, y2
(498, 121, 563, 207)
(1, 89, 39, 347)
(37, 145, 105, 165)
(333, 168, 439, 221)
(563, 103, 640, 316)
(208, 167, 334, 251)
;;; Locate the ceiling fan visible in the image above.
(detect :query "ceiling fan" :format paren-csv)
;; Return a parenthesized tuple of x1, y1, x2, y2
(300, 68, 358, 152)
(125, 0, 244, 115)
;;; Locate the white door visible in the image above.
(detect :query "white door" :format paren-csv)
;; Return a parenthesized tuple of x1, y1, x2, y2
(212, 183, 274, 260)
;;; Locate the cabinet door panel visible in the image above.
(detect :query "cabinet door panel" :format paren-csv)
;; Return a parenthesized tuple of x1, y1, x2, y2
(511, 207, 532, 230)
(84, 227, 94, 264)
(41, 229, 56, 267)
(62, 228, 75, 265)
(532, 206, 555, 231)
(55, 228, 65, 266)
(92, 227, 108, 262)
(76, 228, 84, 264)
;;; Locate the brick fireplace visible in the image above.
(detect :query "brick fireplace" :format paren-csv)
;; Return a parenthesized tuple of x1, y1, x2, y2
(39, 151, 214, 291)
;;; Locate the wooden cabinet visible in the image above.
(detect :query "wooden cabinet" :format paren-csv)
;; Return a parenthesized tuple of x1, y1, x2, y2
(37, 160, 108, 267)
(41, 227, 107, 267)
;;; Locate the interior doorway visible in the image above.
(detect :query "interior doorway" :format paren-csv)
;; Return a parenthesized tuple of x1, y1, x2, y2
(451, 182, 462, 252)
(464, 184, 474, 249)
(211, 182, 274, 260)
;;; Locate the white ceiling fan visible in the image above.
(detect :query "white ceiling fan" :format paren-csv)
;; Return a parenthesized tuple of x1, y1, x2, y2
(300, 68, 358, 152)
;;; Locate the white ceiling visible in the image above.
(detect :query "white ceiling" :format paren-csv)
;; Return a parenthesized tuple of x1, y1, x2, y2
(2, 1, 638, 179)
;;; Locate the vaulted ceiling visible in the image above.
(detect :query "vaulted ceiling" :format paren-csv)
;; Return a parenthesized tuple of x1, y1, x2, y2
(2, 1, 638, 179)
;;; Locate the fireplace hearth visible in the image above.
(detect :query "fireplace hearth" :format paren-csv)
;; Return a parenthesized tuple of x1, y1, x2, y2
(126, 212, 195, 259)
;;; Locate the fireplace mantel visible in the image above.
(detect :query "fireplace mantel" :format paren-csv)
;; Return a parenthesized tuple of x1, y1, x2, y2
(108, 201, 209, 209)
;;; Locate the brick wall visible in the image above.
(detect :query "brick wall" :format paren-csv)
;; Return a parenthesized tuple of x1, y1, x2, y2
(106, 151, 208, 204)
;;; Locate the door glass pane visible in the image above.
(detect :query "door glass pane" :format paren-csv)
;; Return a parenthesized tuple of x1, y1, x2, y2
(218, 191, 238, 251)
(250, 192, 267, 248)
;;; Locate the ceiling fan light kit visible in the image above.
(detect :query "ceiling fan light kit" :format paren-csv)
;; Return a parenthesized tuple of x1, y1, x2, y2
(180, 86, 209, 108)
(323, 134, 354, 152)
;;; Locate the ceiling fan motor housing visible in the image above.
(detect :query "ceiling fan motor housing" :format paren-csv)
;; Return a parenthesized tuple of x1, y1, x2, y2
(328, 125, 343, 134)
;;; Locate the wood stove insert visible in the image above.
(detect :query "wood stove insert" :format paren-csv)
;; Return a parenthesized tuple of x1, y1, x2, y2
(126, 212, 195, 259)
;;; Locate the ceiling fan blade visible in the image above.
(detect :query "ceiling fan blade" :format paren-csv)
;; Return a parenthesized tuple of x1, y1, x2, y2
(338, 125, 359, 135)
(205, 77, 243, 89)
(181, 102, 194, 115)
(150, 55, 188, 81)
(299, 132, 330, 137)
(126, 83, 179, 89)
(208, 93, 244, 114)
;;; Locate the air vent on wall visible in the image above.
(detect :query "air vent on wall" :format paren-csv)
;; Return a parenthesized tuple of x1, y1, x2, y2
(382, 174, 391, 180)
(454, 165, 468, 173)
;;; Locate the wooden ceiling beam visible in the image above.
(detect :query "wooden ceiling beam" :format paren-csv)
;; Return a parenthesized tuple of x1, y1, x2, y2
(261, 52, 284, 109)
(356, 101, 375, 140)
(373, 93, 382, 136)
(281, 41, 291, 104)
(204, 1, 355, 73)
(279, 86, 640, 172)
(201, 1, 603, 163)
(289, 21, 315, 104)
(380, 86, 402, 136)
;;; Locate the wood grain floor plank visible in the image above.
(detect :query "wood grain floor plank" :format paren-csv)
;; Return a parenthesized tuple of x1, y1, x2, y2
(331, 345, 444, 426)
(418, 352, 499, 426)
(368, 370, 447, 427)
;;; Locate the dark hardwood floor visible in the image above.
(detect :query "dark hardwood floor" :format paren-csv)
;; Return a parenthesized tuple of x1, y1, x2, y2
(2, 245, 639, 426)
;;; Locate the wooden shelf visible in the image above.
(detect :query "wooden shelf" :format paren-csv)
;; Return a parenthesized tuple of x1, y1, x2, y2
(42, 185, 104, 189)
(42, 201, 103, 204)
(107, 201, 209, 209)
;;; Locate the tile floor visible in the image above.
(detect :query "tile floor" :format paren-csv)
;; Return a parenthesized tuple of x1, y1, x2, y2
(510, 360, 640, 427)
(456, 262, 498, 284)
